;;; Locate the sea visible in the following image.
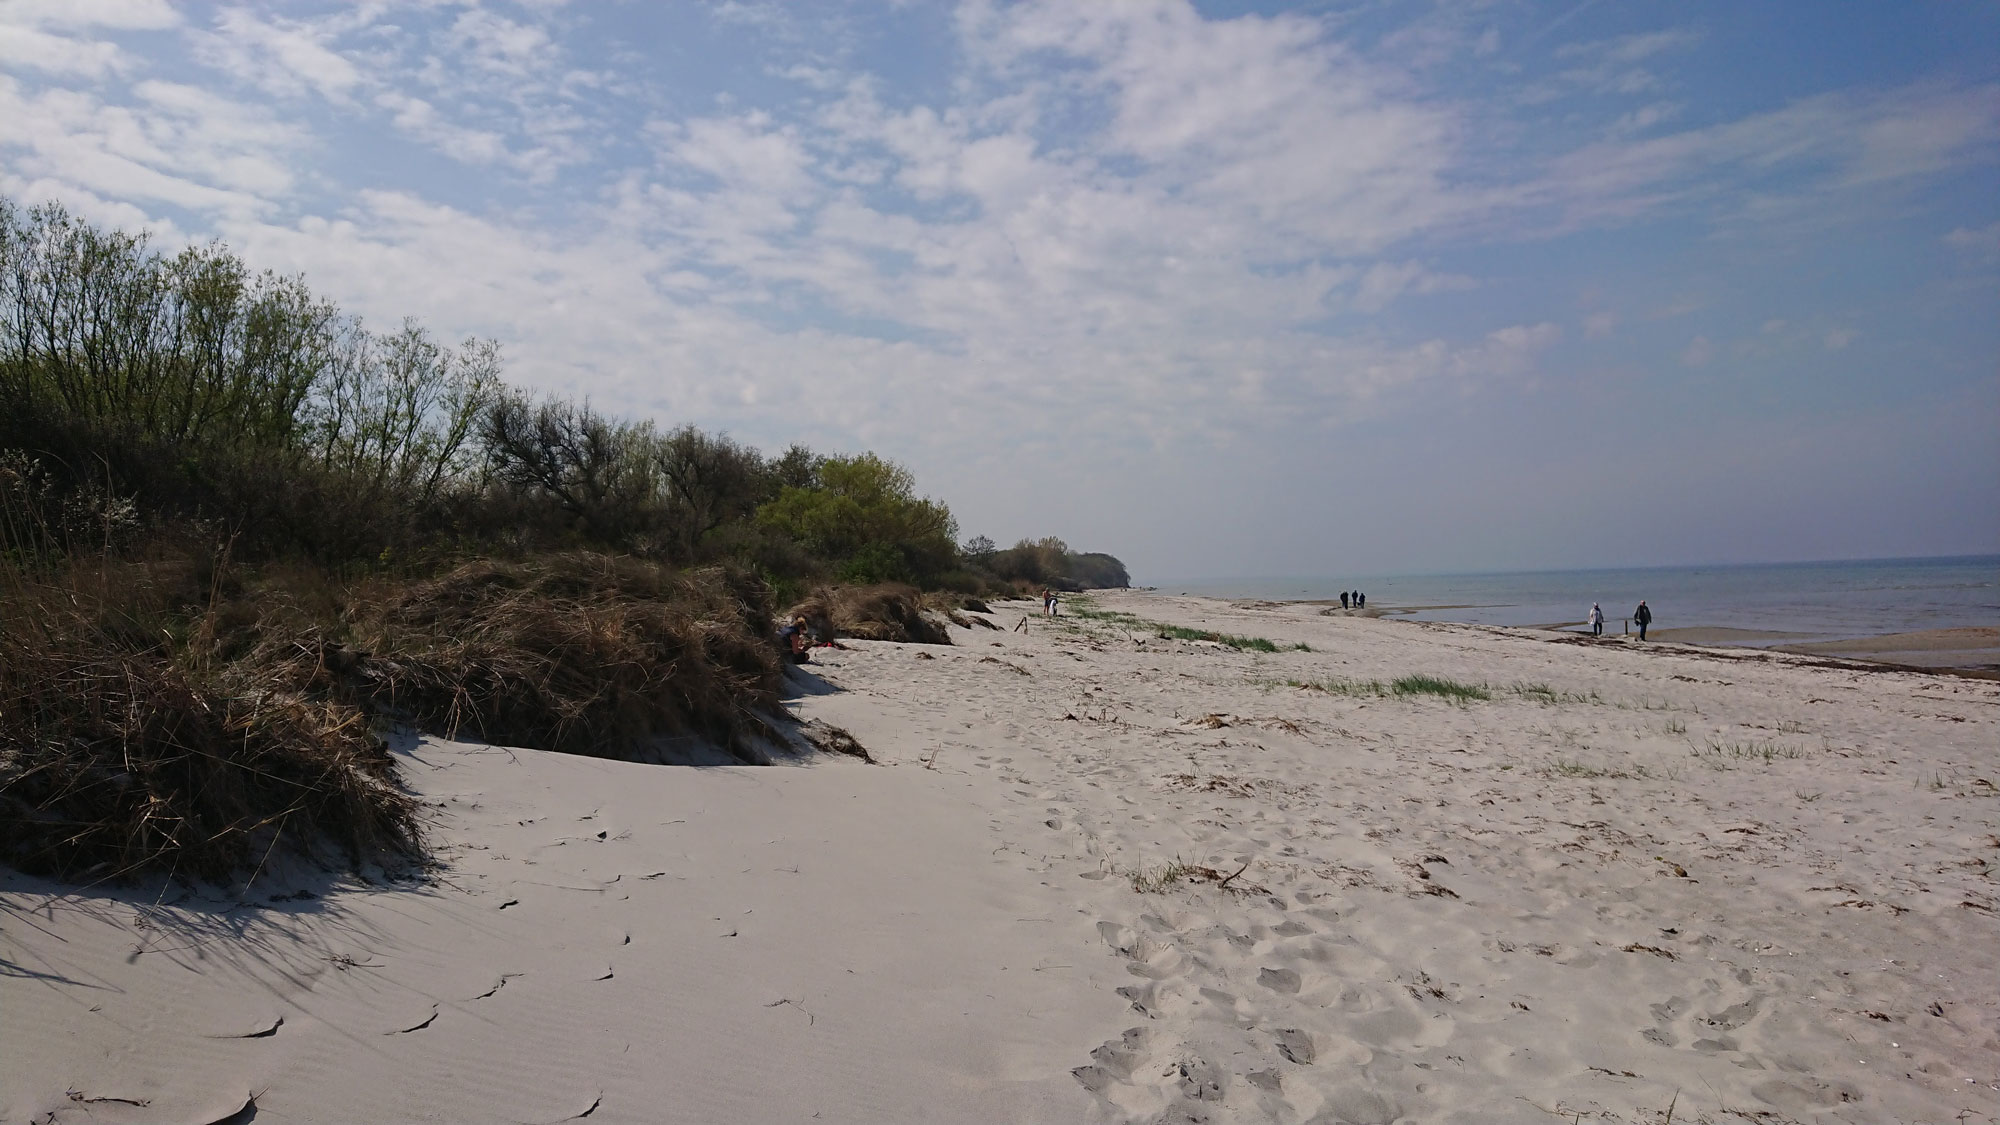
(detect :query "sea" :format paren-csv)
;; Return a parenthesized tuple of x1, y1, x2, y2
(1162, 555, 2000, 644)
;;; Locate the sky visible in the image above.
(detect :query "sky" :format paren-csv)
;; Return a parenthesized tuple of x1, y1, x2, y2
(2, 0, 1996, 582)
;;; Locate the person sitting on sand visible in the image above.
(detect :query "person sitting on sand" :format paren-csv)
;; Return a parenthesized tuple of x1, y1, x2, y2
(778, 615, 813, 663)
(1634, 600, 1652, 641)
(1589, 603, 1604, 637)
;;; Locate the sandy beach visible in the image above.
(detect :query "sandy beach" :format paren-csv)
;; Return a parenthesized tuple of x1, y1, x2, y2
(5, 593, 1998, 1124)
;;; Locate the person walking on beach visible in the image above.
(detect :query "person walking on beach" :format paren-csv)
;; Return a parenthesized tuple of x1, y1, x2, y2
(1340, 591, 1350, 610)
(1588, 603, 1604, 637)
(1633, 600, 1652, 641)
(1356, 591, 1365, 609)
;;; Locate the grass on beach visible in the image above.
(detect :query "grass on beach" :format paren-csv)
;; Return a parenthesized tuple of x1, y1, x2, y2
(1068, 601, 1309, 653)
(1274, 674, 1490, 701)
(1263, 674, 1605, 706)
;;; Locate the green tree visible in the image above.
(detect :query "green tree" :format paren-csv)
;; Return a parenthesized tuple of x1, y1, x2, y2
(756, 452, 957, 584)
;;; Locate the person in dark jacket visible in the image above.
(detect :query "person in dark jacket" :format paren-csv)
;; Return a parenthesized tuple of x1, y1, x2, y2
(1340, 591, 1350, 610)
(1633, 600, 1652, 640)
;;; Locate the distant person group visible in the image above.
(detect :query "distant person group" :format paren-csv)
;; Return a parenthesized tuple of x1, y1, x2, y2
(1584, 600, 1652, 639)
(1339, 590, 1365, 610)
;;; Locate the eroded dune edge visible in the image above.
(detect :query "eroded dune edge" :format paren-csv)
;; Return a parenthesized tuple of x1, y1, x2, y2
(5, 592, 1997, 1125)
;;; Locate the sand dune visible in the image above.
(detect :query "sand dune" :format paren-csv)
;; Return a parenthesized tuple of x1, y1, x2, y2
(5, 593, 1997, 1123)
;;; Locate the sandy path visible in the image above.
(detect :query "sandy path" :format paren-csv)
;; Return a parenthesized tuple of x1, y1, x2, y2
(5, 593, 1997, 1124)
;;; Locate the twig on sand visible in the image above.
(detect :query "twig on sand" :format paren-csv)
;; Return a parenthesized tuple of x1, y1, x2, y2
(1216, 861, 1251, 890)
(764, 997, 815, 1025)
(66, 1090, 151, 1107)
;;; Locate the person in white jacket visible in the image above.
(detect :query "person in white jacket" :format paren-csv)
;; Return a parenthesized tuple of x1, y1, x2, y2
(1588, 603, 1604, 637)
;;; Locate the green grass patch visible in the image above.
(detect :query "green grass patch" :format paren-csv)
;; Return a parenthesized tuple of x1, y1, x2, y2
(1390, 674, 1490, 701)
(1068, 601, 1307, 652)
(1691, 739, 1808, 764)
(1276, 674, 1491, 702)
(1508, 681, 1600, 705)
(1280, 676, 1388, 696)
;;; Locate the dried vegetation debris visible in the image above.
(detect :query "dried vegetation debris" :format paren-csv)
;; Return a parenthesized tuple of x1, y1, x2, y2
(0, 607, 421, 883)
(0, 552, 790, 881)
(786, 583, 956, 645)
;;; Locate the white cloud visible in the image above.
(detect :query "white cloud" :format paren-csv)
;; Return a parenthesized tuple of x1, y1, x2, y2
(1943, 219, 2000, 257)
(192, 8, 364, 102)
(0, 0, 178, 31)
(1519, 26, 1702, 105)
(1536, 83, 2000, 230)
(377, 91, 508, 165)
(0, 24, 125, 76)
(1354, 261, 1477, 312)
(447, 10, 554, 78)
(0, 74, 298, 216)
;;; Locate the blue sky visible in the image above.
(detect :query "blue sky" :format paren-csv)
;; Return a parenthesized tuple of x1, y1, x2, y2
(2, 0, 1995, 580)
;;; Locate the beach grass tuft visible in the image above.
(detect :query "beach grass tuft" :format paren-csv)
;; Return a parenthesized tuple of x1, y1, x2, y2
(1068, 601, 1307, 653)
(1390, 674, 1490, 701)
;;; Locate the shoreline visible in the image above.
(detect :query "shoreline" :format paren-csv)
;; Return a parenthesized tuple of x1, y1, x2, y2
(1297, 600, 2000, 674)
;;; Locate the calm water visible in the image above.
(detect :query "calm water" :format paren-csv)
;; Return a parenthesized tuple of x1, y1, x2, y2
(1165, 555, 2000, 642)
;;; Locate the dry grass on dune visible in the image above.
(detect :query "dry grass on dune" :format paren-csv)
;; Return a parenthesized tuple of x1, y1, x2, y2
(788, 583, 956, 645)
(1, 550, 790, 881)
(0, 579, 421, 883)
(305, 555, 785, 761)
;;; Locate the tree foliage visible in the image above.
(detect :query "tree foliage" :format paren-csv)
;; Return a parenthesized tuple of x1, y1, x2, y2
(0, 195, 1128, 593)
(757, 453, 958, 585)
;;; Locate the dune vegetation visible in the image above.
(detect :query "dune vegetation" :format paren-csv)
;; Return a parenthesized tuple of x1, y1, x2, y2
(0, 197, 1127, 883)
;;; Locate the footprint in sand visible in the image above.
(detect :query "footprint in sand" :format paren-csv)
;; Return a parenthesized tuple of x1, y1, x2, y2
(1197, 987, 1257, 1029)
(1258, 966, 1302, 994)
(1273, 1027, 1316, 1064)
(1321, 1087, 1401, 1124)
(1097, 920, 1144, 958)
(1175, 1055, 1225, 1102)
(1072, 1025, 1151, 1091)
